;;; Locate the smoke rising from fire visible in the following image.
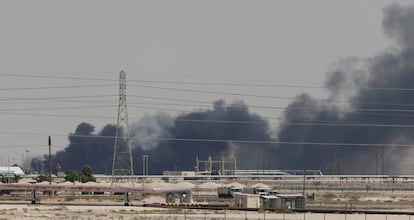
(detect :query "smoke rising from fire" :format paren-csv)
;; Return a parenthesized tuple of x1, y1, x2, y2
(277, 3, 414, 174)
(35, 3, 414, 175)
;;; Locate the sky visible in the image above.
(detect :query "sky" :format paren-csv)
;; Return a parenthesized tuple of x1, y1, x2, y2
(0, 0, 411, 166)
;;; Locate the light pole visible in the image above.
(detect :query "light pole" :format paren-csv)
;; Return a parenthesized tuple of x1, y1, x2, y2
(7, 156, 14, 183)
(146, 155, 148, 176)
(39, 160, 45, 175)
(7, 156, 10, 183)
(34, 160, 39, 174)
(142, 155, 149, 177)
(25, 150, 29, 170)
(142, 155, 149, 186)
(48, 136, 51, 184)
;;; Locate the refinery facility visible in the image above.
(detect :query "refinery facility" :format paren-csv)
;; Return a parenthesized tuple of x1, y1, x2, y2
(4, 1, 414, 219)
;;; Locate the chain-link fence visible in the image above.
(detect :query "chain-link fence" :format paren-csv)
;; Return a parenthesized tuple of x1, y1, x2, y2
(111, 209, 414, 220)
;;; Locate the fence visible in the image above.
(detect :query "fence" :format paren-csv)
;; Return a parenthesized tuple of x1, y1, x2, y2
(111, 209, 414, 220)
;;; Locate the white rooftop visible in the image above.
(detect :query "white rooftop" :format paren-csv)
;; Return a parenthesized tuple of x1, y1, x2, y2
(0, 166, 25, 175)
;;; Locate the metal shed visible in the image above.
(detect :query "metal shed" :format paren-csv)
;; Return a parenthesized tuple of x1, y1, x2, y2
(232, 193, 260, 209)
(260, 195, 281, 209)
(277, 194, 305, 209)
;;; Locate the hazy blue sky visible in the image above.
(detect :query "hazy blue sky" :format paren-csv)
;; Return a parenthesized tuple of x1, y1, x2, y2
(0, 0, 410, 165)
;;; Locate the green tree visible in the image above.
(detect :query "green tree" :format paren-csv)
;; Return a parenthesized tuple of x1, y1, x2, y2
(64, 166, 96, 183)
(0, 174, 18, 183)
(35, 174, 50, 183)
(79, 166, 96, 183)
(64, 170, 78, 182)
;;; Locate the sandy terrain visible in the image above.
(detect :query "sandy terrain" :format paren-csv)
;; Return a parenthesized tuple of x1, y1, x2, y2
(0, 205, 413, 220)
(2, 179, 414, 219)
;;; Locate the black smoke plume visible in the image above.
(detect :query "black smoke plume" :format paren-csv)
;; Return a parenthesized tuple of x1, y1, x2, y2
(34, 3, 414, 175)
(277, 3, 414, 174)
(143, 100, 275, 173)
(35, 100, 275, 174)
(53, 123, 117, 174)
(31, 122, 125, 175)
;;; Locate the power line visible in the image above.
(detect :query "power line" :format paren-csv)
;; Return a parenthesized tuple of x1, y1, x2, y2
(3, 91, 414, 112)
(4, 106, 414, 129)
(0, 84, 115, 91)
(2, 74, 414, 109)
(0, 144, 48, 148)
(131, 84, 414, 109)
(0, 105, 115, 112)
(0, 94, 116, 101)
(129, 95, 215, 105)
(0, 112, 114, 119)
(2, 76, 414, 124)
(4, 73, 414, 113)
(129, 101, 414, 113)
(281, 122, 414, 128)
(4, 97, 414, 115)
(131, 84, 321, 100)
(4, 72, 414, 91)
(2, 100, 414, 129)
(0, 132, 413, 148)
(152, 138, 414, 148)
(0, 93, 414, 116)
(0, 73, 116, 82)
(0, 71, 115, 75)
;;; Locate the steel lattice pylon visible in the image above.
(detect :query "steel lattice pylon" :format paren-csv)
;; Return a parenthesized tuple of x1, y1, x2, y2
(112, 70, 134, 182)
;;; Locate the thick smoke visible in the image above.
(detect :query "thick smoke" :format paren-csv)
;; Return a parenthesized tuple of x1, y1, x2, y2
(34, 3, 414, 175)
(142, 100, 275, 173)
(277, 3, 414, 174)
(130, 112, 173, 151)
(33, 123, 118, 174)
(383, 3, 414, 51)
(35, 100, 275, 174)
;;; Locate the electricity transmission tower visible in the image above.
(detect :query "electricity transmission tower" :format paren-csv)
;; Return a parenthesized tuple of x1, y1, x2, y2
(112, 70, 134, 182)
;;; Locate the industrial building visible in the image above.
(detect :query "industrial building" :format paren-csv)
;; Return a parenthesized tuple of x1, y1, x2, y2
(270, 194, 305, 209)
(231, 192, 305, 210)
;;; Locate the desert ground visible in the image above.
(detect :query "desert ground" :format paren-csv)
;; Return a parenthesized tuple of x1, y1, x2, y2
(0, 204, 414, 220)
(2, 178, 414, 219)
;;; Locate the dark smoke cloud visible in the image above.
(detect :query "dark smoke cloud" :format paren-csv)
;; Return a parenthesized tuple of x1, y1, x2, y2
(55, 123, 117, 174)
(32, 123, 117, 175)
(34, 3, 414, 175)
(142, 100, 276, 174)
(277, 3, 414, 174)
(383, 3, 414, 51)
(35, 100, 275, 174)
(130, 112, 173, 151)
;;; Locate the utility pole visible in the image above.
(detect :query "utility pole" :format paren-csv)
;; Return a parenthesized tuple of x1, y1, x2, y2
(142, 155, 148, 176)
(7, 156, 10, 183)
(146, 155, 148, 176)
(382, 146, 385, 175)
(196, 156, 236, 175)
(195, 156, 199, 173)
(331, 146, 339, 175)
(25, 150, 29, 171)
(48, 136, 51, 184)
(112, 71, 134, 183)
(234, 155, 237, 174)
(302, 169, 306, 196)
(375, 151, 378, 175)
